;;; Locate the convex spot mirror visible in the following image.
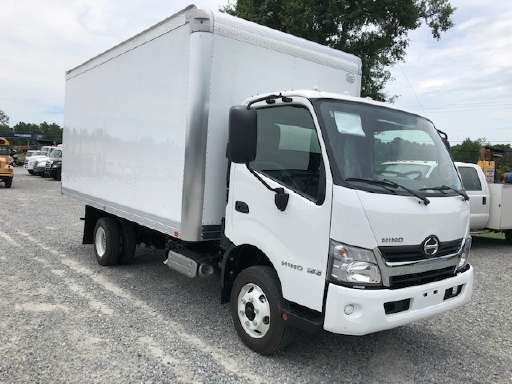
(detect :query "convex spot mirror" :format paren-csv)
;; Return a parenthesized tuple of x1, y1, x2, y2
(228, 106, 257, 164)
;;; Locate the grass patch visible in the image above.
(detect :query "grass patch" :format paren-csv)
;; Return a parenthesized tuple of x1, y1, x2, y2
(475, 231, 505, 240)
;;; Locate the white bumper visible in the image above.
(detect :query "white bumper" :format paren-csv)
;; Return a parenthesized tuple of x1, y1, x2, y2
(323, 266, 473, 335)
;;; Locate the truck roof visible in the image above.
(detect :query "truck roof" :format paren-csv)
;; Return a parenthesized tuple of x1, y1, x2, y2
(245, 90, 431, 121)
(67, 5, 361, 80)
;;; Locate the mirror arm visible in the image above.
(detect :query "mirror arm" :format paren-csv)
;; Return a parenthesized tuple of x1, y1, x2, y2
(246, 164, 278, 193)
(245, 164, 289, 211)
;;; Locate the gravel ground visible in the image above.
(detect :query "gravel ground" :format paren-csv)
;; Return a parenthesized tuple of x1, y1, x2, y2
(0, 169, 511, 384)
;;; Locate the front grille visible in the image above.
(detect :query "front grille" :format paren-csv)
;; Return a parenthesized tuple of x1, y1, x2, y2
(380, 239, 463, 263)
(45, 161, 52, 173)
(389, 266, 456, 289)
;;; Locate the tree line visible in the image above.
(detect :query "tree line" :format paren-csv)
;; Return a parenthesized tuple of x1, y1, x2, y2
(0, 109, 63, 145)
(451, 138, 512, 179)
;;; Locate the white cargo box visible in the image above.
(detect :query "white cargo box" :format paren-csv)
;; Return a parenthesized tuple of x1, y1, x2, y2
(62, 5, 362, 241)
(487, 183, 512, 230)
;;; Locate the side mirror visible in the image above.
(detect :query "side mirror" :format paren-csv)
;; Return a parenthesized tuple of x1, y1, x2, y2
(228, 106, 257, 164)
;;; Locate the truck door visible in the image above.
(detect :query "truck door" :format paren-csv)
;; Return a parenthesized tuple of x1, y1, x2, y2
(458, 165, 490, 230)
(225, 102, 333, 311)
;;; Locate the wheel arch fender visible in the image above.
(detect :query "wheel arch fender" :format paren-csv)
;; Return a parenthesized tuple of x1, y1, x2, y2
(220, 242, 281, 304)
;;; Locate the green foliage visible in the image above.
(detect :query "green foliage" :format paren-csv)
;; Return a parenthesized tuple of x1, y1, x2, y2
(11, 121, 63, 145)
(451, 138, 512, 181)
(0, 109, 9, 129)
(450, 138, 488, 164)
(223, 0, 455, 101)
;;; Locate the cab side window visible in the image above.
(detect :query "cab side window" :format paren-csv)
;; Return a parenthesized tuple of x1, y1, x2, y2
(458, 167, 482, 191)
(251, 105, 325, 203)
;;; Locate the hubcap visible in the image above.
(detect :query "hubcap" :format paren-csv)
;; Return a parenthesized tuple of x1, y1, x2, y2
(95, 226, 107, 258)
(237, 283, 271, 338)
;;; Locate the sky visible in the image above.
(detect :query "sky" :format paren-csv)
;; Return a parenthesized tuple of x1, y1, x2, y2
(1, 0, 511, 144)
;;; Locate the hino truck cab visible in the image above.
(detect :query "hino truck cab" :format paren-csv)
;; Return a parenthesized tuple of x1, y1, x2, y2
(224, 91, 473, 353)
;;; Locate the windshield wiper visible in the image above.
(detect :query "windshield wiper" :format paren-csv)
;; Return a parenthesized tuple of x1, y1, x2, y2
(346, 177, 430, 205)
(420, 185, 469, 201)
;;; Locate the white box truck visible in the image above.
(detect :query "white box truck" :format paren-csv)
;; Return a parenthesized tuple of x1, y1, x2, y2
(63, 5, 474, 354)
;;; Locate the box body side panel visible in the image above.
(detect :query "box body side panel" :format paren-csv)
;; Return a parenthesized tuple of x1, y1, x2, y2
(201, 33, 360, 225)
(487, 183, 503, 229)
(63, 25, 191, 235)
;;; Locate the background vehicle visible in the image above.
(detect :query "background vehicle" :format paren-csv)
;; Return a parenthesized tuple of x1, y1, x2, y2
(0, 137, 14, 188)
(63, 6, 473, 354)
(32, 146, 57, 176)
(25, 148, 52, 175)
(456, 161, 512, 243)
(44, 148, 63, 180)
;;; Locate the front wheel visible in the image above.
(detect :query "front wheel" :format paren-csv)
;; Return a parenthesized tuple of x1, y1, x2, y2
(230, 266, 292, 355)
(4, 178, 12, 188)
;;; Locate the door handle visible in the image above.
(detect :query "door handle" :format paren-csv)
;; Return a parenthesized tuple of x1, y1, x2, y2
(482, 196, 487, 205)
(235, 201, 249, 214)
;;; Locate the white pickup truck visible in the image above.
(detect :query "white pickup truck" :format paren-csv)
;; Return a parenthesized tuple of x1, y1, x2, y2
(455, 162, 512, 243)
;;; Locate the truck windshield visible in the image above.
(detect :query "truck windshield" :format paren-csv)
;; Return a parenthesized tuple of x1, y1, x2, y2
(50, 150, 62, 158)
(315, 99, 462, 195)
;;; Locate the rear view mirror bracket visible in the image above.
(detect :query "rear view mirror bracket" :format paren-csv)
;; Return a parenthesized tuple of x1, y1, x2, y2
(246, 165, 289, 212)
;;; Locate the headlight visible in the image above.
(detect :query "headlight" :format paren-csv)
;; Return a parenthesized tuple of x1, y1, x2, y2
(458, 237, 472, 270)
(39, 161, 46, 166)
(328, 240, 382, 286)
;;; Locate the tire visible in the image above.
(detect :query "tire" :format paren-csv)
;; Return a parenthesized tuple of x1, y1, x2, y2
(28, 170, 34, 175)
(230, 266, 293, 355)
(4, 178, 12, 188)
(93, 218, 121, 266)
(119, 222, 137, 264)
(505, 230, 512, 245)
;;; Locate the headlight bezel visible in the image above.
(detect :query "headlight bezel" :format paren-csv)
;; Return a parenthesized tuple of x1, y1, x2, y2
(457, 236, 472, 271)
(328, 240, 383, 287)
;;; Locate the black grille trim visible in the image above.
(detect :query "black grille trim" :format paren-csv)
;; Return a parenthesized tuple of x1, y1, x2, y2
(389, 266, 456, 289)
(380, 238, 463, 263)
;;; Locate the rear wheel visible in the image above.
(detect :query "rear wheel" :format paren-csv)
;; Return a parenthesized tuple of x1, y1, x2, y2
(119, 222, 137, 264)
(505, 230, 512, 245)
(230, 266, 292, 355)
(28, 170, 34, 175)
(4, 178, 12, 188)
(93, 218, 121, 266)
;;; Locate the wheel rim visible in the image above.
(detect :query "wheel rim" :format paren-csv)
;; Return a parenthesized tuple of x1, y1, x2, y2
(237, 283, 271, 339)
(95, 226, 107, 258)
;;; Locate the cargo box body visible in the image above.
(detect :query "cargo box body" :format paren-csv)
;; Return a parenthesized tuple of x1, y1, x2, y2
(63, 5, 362, 241)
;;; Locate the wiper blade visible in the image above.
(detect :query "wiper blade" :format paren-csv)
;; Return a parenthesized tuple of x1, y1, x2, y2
(344, 177, 399, 194)
(346, 177, 430, 205)
(381, 179, 430, 206)
(420, 185, 469, 201)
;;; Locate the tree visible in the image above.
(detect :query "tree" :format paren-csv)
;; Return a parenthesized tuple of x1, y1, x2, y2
(39, 122, 63, 143)
(223, 0, 455, 101)
(13, 122, 40, 135)
(450, 138, 488, 164)
(0, 109, 9, 128)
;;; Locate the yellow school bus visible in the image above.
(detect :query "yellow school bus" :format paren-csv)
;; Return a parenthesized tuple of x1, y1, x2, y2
(0, 137, 13, 188)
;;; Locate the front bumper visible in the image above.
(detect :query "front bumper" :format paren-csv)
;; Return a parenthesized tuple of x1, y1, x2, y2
(0, 170, 13, 177)
(323, 265, 473, 335)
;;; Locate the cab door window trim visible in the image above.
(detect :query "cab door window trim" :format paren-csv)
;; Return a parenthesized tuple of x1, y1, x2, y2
(251, 103, 326, 205)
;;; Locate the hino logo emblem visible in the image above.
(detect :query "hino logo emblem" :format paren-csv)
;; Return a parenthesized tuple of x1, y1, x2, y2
(423, 235, 440, 257)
